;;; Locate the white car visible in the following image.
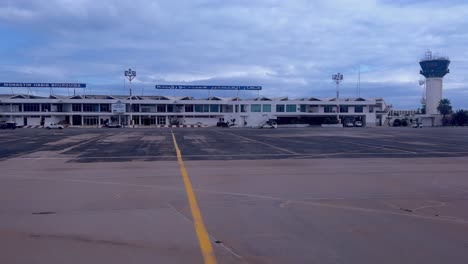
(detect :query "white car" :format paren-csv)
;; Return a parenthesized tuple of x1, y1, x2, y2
(354, 121, 363, 127)
(259, 121, 278, 129)
(46, 123, 64, 129)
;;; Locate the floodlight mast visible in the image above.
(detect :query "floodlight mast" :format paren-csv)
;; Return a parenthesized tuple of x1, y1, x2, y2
(124, 69, 136, 127)
(332, 73, 343, 124)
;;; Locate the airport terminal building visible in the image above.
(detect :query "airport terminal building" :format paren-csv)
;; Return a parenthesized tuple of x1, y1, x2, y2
(0, 94, 391, 127)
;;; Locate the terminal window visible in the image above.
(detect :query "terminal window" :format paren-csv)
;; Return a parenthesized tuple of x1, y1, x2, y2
(276, 104, 285, 112)
(210, 104, 220, 112)
(157, 104, 166, 112)
(185, 105, 194, 112)
(241, 105, 247, 112)
(72, 104, 82, 112)
(24, 103, 40, 112)
(83, 104, 99, 112)
(195, 104, 203, 112)
(167, 105, 174, 112)
(300, 105, 306, 112)
(262, 104, 271, 112)
(131, 104, 140, 112)
(251, 104, 261, 112)
(41, 104, 51, 112)
(100, 104, 110, 112)
(355, 106, 363, 113)
(286, 104, 296, 112)
(324, 106, 334, 113)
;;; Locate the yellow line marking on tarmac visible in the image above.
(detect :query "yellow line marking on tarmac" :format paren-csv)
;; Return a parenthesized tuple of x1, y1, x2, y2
(171, 130, 217, 264)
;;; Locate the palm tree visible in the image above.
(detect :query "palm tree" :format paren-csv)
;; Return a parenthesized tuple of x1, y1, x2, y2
(452, 109, 468, 126)
(437, 99, 453, 126)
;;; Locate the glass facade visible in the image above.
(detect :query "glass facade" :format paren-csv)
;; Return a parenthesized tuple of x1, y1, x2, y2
(300, 105, 306, 112)
(100, 104, 110, 112)
(83, 116, 99, 125)
(210, 104, 220, 112)
(251, 104, 261, 112)
(131, 104, 140, 112)
(72, 104, 82, 112)
(185, 104, 194, 112)
(83, 104, 99, 112)
(24, 103, 40, 112)
(141, 104, 156, 113)
(286, 104, 296, 112)
(262, 104, 271, 112)
(157, 104, 166, 112)
(41, 104, 51, 112)
(276, 104, 285, 112)
(324, 106, 334, 113)
(167, 105, 174, 112)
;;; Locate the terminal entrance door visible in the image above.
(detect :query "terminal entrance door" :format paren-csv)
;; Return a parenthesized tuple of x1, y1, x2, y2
(141, 116, 156, 126)
(157, 116, 166, 125)
(72, 115, 82, 126)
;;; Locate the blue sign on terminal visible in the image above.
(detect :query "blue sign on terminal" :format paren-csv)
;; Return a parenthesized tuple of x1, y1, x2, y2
(0, 83, 86, 88)
(155, 85, 261, 90)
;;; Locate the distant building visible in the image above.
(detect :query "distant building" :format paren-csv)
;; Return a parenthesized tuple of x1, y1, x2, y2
(0, 94, 391, 127)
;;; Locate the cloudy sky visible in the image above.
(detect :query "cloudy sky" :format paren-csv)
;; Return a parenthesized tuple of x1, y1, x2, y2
(1, 0, 468, 109)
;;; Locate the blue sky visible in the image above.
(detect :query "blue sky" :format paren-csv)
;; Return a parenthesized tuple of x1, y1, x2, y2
(1, 0, 467, 109)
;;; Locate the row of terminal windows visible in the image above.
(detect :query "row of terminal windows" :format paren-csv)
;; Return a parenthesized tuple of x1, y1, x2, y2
(7, 103, 366, 113)
(323, 106, 363, 113)
(22, 103, 62, 112)
(72, 104, 111, 112)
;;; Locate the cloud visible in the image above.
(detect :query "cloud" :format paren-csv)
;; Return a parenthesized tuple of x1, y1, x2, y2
(0, 0, 467, 109)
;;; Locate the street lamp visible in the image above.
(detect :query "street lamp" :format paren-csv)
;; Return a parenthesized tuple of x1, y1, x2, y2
(332, 73, 343, 124)
(125, 68, 136, 127)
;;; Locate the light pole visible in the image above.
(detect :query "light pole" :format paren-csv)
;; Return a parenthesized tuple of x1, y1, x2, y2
(332, 73, 343, 124)
(124, 68, 136, 127)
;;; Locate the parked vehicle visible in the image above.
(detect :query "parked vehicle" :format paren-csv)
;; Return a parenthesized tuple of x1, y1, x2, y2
(344, 121, 354, 127)
(259, 120, 278, 129)
(105, 123, 122, 128)
(216, 121, 229, 128)
(46, 123, 64, 129)
(411, 123, 423, 128)
(0, 121, 17, 129)
(354, 121, 363, 127)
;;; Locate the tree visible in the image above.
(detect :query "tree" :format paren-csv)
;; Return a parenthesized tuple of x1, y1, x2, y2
(452, 109, 468, 126)
(437, 98, 453, 126)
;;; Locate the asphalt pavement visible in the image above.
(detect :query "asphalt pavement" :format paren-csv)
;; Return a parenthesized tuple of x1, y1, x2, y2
(1, 127, 468, 263)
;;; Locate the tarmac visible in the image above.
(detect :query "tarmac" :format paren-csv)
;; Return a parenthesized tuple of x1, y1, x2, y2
(1, 127, 468, 263)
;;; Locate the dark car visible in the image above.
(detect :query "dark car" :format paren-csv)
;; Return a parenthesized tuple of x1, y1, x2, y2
(0, 121, 17, 129)
(216, 121, 229, 127)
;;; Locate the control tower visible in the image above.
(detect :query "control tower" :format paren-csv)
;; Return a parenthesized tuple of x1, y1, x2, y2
(419, 50, 450, 115)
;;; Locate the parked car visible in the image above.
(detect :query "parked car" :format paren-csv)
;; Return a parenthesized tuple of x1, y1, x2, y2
(105, 123, 122, 128)
(216, 121, 229, 128)
(0, 121, 17, 129)
(259, 120, 278, 129)
(46, 123, 64, 129)
(354, 121, 363, 127)
(411, 123, 423, 128)
(344, 121, 354, 127)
